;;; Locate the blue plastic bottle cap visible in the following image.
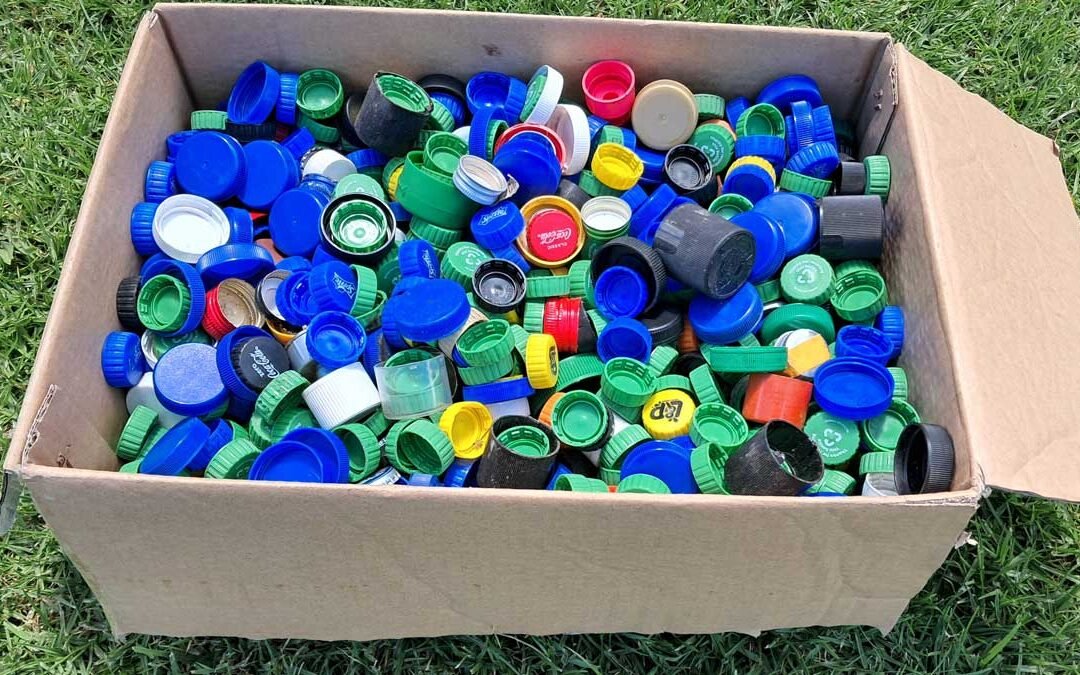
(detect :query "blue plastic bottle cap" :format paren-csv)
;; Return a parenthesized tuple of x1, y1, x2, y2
(722, 164, 775, 204)
(196, 243, 275, 285)
(275, 270, 320, 326)
(224, 206, 254, 244)
(391, 275, 426, 297)
(306, 311, 367, 370)
(408, 473, 442, 487)
(144, 160, 177, 202)
(668, 435, 695, 451)
(393, 278, 471, 342)
(443, 458, 480, 487)
(174, 131, 247, 202)
(726, 96, 751, 128)
(379, 297, 408, 350)
(835, 325, 894, 365)
(787, 142, 840, 179)
(347, 148, 390, 172)
(466, 71, 513, 114)
(462, 376, 535, 404)
(101, 331, 146, 388)
(635, 146, 666, 183)
(130, 202, 160, 256)
(730, 210, 786, 284)
(811, 105, 838, 147)
(756, 74, 824, 113)
(140, 418, 212, 476)
(277, 72, 299, 125)
(493, 137, 561, 204)
(688, 283, 763, 345)
(628, 183, 678, 244)
(310, 245, 342, 267)
(586, 114, 606, 141)
(269, 186, 330, 256)
(789, 100, 816, 149)
(201, 418, 236, 469)
(166, 130, 198, 162)
(282, 128, 315, 160)
(594, 266, 649, 319)
(237, 140, 300, 209)
(249, 440, 326, 482)
(734, 135, 786, 166)
(308, 260, 358, 312)
(471, 201, 526, 250)
(228, 61, 281, 124)
(153, 343, 228, 416)
(597, 317, 653, 363)
(545, 463, 573, 490)
(398, 239, 441, 279)
(875, 305, 905, 359)
(277, 256, 312, 272)
(281, 427, 350, 483)
(751, 192, 818, 257)
(813, 357, 895, 421)
(620, 439, 699, 494)
(620, 184, 649, 212)
(490, 243, 532, 273)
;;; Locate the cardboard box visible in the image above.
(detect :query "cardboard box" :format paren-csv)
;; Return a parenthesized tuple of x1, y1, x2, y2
(3, 3, 1079, 640)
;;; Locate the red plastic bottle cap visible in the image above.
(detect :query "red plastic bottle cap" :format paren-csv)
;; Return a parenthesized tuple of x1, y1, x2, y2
(544, 297, 582, 353)
(742, 373, 814, 428)
(582, 60, 636, 124)
(526, 209, 581, 263)
(495, 124, 567, 169)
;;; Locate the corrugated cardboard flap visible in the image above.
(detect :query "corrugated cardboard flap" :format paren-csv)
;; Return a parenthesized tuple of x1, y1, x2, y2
(897, 46, 1080, 501)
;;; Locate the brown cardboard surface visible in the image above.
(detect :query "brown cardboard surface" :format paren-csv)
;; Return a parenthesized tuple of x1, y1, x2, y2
(896, 48, 1080, 501)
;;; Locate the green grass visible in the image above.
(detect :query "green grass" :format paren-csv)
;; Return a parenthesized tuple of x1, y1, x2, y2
(2, 0, 1080, 671)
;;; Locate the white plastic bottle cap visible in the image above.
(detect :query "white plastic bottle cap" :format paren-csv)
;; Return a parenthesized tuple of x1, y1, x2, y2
(524, 65, 565, 125)
(631, 79, 698, 151)
(862, 472, 899, 497)
(484, 397, 531, 420)
(608, 410, 632, 436)
(453, 126, 471, 143)
(580, 196, 632, 236)
(286, 328, 318, 379)
(302, 362, 381, 429)
(302, 148, 358, 182)
(548, 103, 591, 175)
(126, 372, 186, 428)
(152, 194, 231, 264)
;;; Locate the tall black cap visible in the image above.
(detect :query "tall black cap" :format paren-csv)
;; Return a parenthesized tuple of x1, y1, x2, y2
(476, 416, 560, 489)
(818, 195, 885, 261)
(725, 420, 824, 496)
(116, 275, 143, 332)
(653, 202, 755, 300)
(894, 423, 955, 494)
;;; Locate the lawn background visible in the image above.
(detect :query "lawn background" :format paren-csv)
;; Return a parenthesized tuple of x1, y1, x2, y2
(2, 0, 1079, 672)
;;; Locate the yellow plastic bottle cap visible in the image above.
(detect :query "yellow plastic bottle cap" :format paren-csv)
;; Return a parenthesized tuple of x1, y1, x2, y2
(525, 333, 559, 388)
(591, 143, 644, 191)
(438, 401, 493, 460)
(641, 389, 696, 439)
(631, 80, 698, 151)
(727, 155, 777, 183)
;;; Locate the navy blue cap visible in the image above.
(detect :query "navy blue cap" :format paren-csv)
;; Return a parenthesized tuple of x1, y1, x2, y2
(462, 375, 535, 403)
(722, 164, 774, 204)
(141, 258, 207, 337)
(215, 325, 274, 402)
(196, 243, 275, 285)
(726, 96, 751, 128)
(835, 325, 894, 365)
(144, 160, 177, 203)
(430, 91, 466, 127)
(756, 74, 823, 114)
(787, 141, 840, 179)
(494, 140, 559, 205)
(275, 270, 320, 326)
(751, 192, 818, 257)
(379, 297, 409, 350)
(620, 440, 698, 494)
(628, 183, 677, 243)
(597, 317, 653, 363)
(393, 278, 470, 342)
(237, 140, 300, 210)
(140, 418, 212, 476)
(281, 128, 315, 161)
(875, 305, 905, 359)
(811, 105, 837, 147)
(277, 256, 312, 272)
(308, 260, 358, 312)
(101, 330, 146, 388)
(269, 186, 330, 256)
(489, 244, 531, 273)
(130, 202, 161, 256)
(407, 473, 442, 487)
(443, 458, 479, 487)
(398, 239, 441, 279)
(620, 185, 649, 212)
(310, 245, 343, 267)
(174, 131, 247, 202)
(281, 427, 350, 483)
(153, 343, 228, 416)
(466, 71, 513, 114)
(389, 201, 411, 223)
(223, 207, 254, 244)
(813, 357, 895, 421)
(249, 441, 325, 482)
(470, 201, 525, 251)
(587, 114, 606, 142)
(545, 463, 573, 490)
(730, 210, 786, 284)
(166, 130, 198, 162)
(306, 311, 367, 369)
(688, 283, 763, 345)
(635, 146, 666, 183)
(734, 135, 786, 166)
(276, 72, 299, 125)
(594, 266, 649, 319)
(228, 61, 281, 124)
(347, 148, 389, 172)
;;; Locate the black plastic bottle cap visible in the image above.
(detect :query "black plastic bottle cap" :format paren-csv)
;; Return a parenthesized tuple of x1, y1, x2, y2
(559, 447, 601, 477)
(418, 74, 468, 101)
(664, 144, 713, 192)
(639, 304, 684, 346)
(339, 90, 367, 147)
(894, 423, 955, 494)
(817, 195, 885, 261)
(231, 336, 291, 392)
(353, 71, 433, 157)
(556, 179, 592, 210)
(834, 161, 867, 195)
(116, 275, 143, 332)
(670, 351, 707, 377)
(472, 259, 527, 314)
(319, 193, 397, 265)
(576, 312, 598, 354)
(590, 236, 667, 313)
(725, 420, 824, 496)
(476, 416, 561, 489)
(653, 202, 755, 300)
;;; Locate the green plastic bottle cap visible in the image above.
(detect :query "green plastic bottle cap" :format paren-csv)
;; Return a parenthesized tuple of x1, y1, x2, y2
(586, 308, 607, 335)
(334, 423, 382, 482)
(457, 319, 513, 366)
(688, 364, 724, 405)
(556, 354, 605, 391)
(655, 373, 692, 393)
(601, 357, 658, 407)
(601, 394, 643, 424)
(297, 69, 344, 120)
(805, 469, 856, 495)
(804, 411, 860, 466)
(780, 254, 834, 305)
(647, 345, 678, 377)
(205, 438, 261, 479)
(335, 174, 387, 201)
(443, 241, 492, 290)
(834, 259, 878, 280)
(348, 264, 380, 316)
(690, 442, 730, 494)
(386, 419, 455, 475)
(270, 407, 317, 443)
(523, 301, 546, 334)
(352, 290, 387, 330)
(703, 345, 788, 373)
(600, 467, 622, 486)
(600, 424, 651, 469)
(779, 168, 831, 198)
(458, 352, 515, 385)
(297, 112, 341, 144)
(554, 474, 608, 492)
(577, 169, 624, 198)
(327, 199, 391, 254)
(254, 370, 308, 421)
(138, 425, 168, 456)
(361, 407, 391, 438)
(859, 451, 896, 475)
(552, 390, 610, 449)
(830, 269, 888, 323)
(248, 412, 274, 449)
(689, 402, 749, 450)
(861, 399, 921, 453)
(863, 155, 892, 199)
(497, 424, 551, 458)
(752, 279, 781, 304)
(424, 131, 468, 176)
(190, 110, 227, 130)
(118, 459, 143, 474)
(694, 94, 726, 121)
(689, 124, 735, 174)
(888, 366, 909, 400)
(137, 274, 192, 333)
(526, 274, 572, 299)
(617, 474, 671, 494)
(116, 405, 159, 461)
(760, 303, 836, 344)
(735, 103, 785, 137)
(597, 125, 625, 146)
(708, 193, 754, 219)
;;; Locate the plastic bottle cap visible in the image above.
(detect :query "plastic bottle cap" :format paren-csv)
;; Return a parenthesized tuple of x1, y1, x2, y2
(631, 80, 697, 151)
(725, 420, 823, 496)
(521, 65, 564, 124)
(596, 317, 652, 363)
(438, 401, 493, 460)
(470, 202, 525, 252)
(735, 103, 786, 137)
(390, 278, 470, 343)
(803, 411, 861, 466)
(551, 391, 610, 449)
(307, 260, 358, 313)
(305, 311, 366, 369)
(653, 202, 755, 301)
(875, 305, 905, 359)
(130, 202, 161, 256)
(592, 265, 649, 320)
(756, 74, 823, 113)
(296, 69, 344, 120)
(591, 143, 644, 191)
(517, 196, 584, 267)
(522, 332, 559, 389)
(663, 144, 713, 192)
(729, 210, 785, 284)
(136, 274, 191, 334)
(151, 194, 231, 264)
(741, 373, 813, 428)
(619, 440, 696, 493)
(830, 269, 889, 323)
(139, 417, 211, 476)
(301, 362, 380, 428)
(600, 356, 658, 408)
(779, 254, 834, 305)
(894, 423, 955, 495)
(641, 389, 695, 440)
(203, 279, 263, 340)
(760, 303, 836, 344)
(752, 192, 818, 257)
(196, 243, 275, 287)
(101, 331, 146, 388)
(234, 140, 299, 209)
(581, 60, 636, 123)
(247, 440, 324, 482)
(549, 104, 591, 175)
(702, 345, 788, 373)
(722, 163, 776, 204)
(689, 402, 748, 450)
(835, 324, 894, 365)
(303, 148, 357, 182)
(174, 131, 246, 202)
(453, 155, 508, 206)
(813, 357, 895, 421)
(472, 258, 527, 315)
(818, 195, 885, 261)
(320, 194, 395, 264)
(687, 283, 763, 345)
(149, 341, 227, 417)
(861, 399, 921, 453)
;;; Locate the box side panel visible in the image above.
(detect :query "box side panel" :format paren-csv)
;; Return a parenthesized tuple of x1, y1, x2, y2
(5, 11, 192, 475)
(26, 467, 976, 639)
(155, 4, 886, 121)
(897, 48, 1080, 501)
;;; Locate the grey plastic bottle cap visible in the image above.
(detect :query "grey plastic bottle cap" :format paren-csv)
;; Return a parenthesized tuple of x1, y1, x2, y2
(652, 201, 755, 300)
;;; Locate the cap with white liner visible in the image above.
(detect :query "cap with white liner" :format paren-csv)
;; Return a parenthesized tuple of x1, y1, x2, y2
(151, 194, 231, 264)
